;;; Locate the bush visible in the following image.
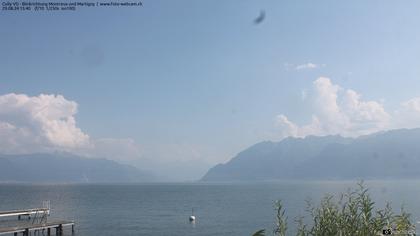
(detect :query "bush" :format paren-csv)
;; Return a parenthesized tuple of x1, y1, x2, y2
(253, 182, 415, 236)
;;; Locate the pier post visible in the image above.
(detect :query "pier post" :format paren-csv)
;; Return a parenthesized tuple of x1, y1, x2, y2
(0, 220, 74, 236)
(56, 224, 63, 235)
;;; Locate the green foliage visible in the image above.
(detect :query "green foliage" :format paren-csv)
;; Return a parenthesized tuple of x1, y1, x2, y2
(252, 229, 266, 236)
(394, 206, 414, 233)
(254, 182, 415, 236)
(274, 200, 288, 236)
(295, 216, 307, 236)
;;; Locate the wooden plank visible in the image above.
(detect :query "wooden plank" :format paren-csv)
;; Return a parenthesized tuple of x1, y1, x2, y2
(0, 227, 25, 234)
(0, 221, 74, 235)
(0, 208, 49, 218)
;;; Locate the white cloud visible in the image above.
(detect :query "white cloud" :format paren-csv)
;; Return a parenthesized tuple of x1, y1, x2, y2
(284, 62, 325, 71)
(276, 115, 298, 137)
(402, 97, 420, 112)
(276, 77, 391, 139)
(392, 97, 420, 129)
(295, 63, 320, 70)
(0, 93, 144, 163)
(0, 93, 90, 154)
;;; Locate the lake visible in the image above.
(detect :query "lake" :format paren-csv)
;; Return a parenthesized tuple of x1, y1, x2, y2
(0, 180, 420, 235)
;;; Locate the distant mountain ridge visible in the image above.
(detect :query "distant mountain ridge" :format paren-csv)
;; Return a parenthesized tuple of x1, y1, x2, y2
(201, 128, 420, 181)
(0, 153, 154, 183)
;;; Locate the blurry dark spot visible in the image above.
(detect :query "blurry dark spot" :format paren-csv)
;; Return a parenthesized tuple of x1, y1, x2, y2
(254, 10, 265, 25)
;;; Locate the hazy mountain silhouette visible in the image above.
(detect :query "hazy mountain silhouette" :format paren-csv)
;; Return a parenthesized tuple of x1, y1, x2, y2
(0, 153, 154, 183)
(201, 128, 420, 181)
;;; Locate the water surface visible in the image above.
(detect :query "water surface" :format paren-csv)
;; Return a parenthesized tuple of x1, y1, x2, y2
(0, 180, 419, 235)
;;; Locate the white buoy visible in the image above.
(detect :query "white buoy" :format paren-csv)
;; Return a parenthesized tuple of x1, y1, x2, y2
(189, 208, 196, 222)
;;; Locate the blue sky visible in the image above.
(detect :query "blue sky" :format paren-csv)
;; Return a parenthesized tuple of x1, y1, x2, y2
(1, 0, 420, 180)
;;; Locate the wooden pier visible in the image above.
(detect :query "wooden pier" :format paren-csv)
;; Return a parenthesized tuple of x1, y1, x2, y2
(0, 208, 49, 220)
(0, 203, 74, 235)
(0, 221, 74, 235)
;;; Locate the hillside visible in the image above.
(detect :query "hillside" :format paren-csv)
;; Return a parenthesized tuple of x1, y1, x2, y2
(0, 153, 154, 183)
(201, 128, 420, 181)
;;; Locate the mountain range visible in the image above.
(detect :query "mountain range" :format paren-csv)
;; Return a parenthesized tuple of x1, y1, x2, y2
(201, 128, 420, 181)
(0, 153, 154, 183)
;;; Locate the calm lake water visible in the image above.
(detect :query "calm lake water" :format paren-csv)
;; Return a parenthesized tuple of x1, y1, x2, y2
(1, 180, 420, 235)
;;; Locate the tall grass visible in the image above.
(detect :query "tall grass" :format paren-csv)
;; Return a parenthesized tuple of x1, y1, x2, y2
(254, 182, 415, 236)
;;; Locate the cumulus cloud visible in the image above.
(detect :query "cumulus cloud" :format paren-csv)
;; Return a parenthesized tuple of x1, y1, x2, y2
(0, 93, 143, 164)
(0, 93, 90, 154)
(276, 77, 391, 139)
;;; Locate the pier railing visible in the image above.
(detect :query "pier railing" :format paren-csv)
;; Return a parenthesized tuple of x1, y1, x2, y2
(0, 202, 74, 235)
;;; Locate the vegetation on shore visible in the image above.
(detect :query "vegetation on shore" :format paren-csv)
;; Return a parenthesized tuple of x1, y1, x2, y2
(253, 182, 415, 236)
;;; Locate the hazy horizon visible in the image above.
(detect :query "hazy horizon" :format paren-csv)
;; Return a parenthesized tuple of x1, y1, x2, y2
(2, 0, 420, 181)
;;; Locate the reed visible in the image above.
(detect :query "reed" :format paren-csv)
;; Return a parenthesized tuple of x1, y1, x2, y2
(254, 182, 415, 236)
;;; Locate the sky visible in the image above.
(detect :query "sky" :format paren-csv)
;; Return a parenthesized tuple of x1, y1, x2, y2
(1, 0, 420, 180)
